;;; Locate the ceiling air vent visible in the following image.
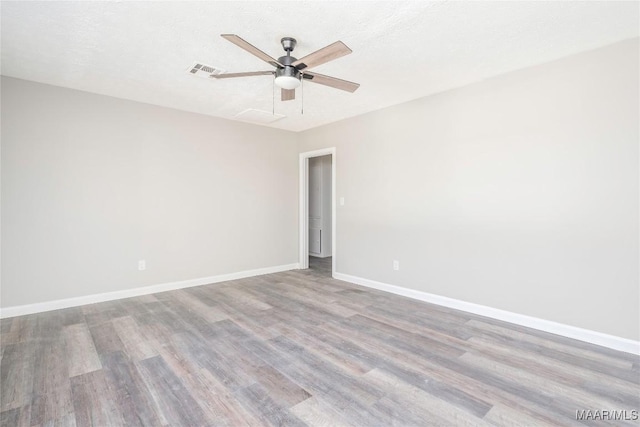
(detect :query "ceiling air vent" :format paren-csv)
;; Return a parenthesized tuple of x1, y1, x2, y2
(187, 62, 225, 79)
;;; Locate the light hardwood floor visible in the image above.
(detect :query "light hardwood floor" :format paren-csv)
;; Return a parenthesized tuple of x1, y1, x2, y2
(1, 260, 639, 426)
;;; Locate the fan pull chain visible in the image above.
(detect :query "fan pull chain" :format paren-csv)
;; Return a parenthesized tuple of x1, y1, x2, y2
(301, 74, 304, 115)
(272, 75, 275, 115)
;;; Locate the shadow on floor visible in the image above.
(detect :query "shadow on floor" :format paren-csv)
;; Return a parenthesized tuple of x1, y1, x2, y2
(308, 256, 332, 277)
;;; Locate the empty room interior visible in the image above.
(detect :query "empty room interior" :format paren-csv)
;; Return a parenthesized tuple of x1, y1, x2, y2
(1, 1, 639, 426)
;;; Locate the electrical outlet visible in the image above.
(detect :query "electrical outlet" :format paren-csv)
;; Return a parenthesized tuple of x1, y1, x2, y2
(393, 260, 399, 271)
(138, 260, 146, 271)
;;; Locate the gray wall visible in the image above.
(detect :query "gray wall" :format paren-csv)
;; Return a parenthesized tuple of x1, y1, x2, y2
(299, 38, 639, 340)
(2, 38, 638, 341)
(1, 77, 299, 307)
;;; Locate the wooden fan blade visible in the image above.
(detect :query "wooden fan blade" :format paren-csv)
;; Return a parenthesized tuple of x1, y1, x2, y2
(303, 72, 360, 93)
(212, 71, 274, 79)
(281, 89, 295, 101)
(221, 34, 283, 68)
(292, 41, 352, 70)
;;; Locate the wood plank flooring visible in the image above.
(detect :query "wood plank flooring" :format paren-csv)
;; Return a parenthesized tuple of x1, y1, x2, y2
(1, 258, 639, 426)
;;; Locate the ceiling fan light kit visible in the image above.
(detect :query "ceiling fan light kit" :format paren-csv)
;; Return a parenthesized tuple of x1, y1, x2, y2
(275, 70, 301, 90)
(274, 74, 300, 90)
(211, 34, 359, 105)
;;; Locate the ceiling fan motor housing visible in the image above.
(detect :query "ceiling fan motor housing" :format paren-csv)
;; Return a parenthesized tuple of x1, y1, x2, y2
(275, 66, 300, 80)
(275, 65, 301, 89)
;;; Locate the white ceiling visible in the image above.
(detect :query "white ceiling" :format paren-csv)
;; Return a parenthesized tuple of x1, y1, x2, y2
(2, 1, 638, 132)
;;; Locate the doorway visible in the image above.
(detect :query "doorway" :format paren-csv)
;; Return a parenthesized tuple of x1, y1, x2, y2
(308, 154, 332, 275)
(299, 148, 336, 277)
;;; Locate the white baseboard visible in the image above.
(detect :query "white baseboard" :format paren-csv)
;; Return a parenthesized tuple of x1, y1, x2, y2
(0, 263, 300, 319)
(333, 272, 640, 355)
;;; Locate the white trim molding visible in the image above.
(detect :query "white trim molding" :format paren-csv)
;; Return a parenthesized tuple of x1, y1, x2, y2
(0, 263, 300, 319)
(333, 272, 640, 355)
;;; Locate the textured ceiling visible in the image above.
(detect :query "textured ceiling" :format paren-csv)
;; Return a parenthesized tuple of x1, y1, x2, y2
(1, 1, 638, 132)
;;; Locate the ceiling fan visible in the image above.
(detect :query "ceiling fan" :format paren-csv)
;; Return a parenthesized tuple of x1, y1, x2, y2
(213, 34, 360, 101)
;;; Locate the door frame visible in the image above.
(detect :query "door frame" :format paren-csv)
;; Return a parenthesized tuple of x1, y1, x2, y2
(299, 147, 336, 276)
